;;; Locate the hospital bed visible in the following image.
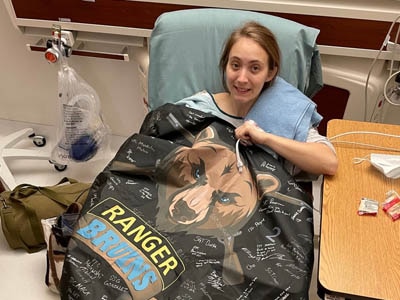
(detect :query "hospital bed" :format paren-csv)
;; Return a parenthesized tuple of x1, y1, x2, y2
(58, 8, 324, 299)
(0, 8, 324, 300)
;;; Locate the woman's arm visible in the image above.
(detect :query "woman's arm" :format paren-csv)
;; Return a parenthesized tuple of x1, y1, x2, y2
(235, 120, 338, 176)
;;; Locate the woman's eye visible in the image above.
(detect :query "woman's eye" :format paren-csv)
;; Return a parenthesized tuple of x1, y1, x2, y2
(231, 62, 240, 70)
(251, 65, 260, 72)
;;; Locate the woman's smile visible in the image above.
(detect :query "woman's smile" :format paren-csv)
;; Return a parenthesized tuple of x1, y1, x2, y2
(234, 85, 251, 95)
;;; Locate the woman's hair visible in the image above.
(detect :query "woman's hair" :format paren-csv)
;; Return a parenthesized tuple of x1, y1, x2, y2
(219, 21, 281, 92)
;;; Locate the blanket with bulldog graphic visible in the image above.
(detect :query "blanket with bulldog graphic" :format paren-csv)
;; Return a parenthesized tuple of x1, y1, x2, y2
(60, 103, 315, 300)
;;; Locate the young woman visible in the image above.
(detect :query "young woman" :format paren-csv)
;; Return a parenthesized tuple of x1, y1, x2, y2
(177, 21, 338, 177)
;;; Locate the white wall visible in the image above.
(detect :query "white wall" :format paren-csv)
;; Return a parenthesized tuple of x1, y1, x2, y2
(1, 0, 399, 136)
(0, 1, 146, 138)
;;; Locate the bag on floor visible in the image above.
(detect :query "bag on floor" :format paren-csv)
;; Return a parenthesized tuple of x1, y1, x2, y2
(42, 202, 82, 294)
(0, 177, 91, 253)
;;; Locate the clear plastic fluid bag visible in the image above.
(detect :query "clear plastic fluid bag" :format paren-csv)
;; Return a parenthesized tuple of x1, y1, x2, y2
(51, 61, 110, 165)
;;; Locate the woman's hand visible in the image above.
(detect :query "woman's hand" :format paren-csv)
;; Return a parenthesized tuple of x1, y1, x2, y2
(235, 120, 266, 146)
(235, 120, 338, 176)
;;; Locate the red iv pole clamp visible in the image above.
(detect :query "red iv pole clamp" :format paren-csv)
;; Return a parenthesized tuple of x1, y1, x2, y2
(45, 25, 110, 166)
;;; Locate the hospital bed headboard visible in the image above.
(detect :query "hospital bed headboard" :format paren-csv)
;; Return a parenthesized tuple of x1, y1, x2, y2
(148, 8, 323, 111)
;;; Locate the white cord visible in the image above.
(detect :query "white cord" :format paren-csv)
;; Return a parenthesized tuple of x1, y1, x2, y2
(364, 15, 400, 122)
(330, 140, 400, 152)
(352, 155, 370, 164)
(330, 130, 400, 140)
(235, 139, 243, 173)
(388, 20, 400, 76)
(329, 130, 400, 152)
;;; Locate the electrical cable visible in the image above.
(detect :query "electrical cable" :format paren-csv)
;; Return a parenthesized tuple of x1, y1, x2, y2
(382, 21, 400, 107)
(388, 21, 400, 76)
(235, 139, 244, 173)
(330, 130, 400, 140)
(364, 15, 400, 122)
(329, 130, 400, 152)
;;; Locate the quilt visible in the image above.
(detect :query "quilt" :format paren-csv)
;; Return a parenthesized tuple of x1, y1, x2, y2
(60, 103, 314, 300)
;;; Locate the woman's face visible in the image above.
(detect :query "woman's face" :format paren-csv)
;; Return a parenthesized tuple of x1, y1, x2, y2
(225, 37, 275, 110)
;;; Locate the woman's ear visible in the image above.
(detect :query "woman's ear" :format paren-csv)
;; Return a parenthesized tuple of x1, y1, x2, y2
(266, 66, 278, 83)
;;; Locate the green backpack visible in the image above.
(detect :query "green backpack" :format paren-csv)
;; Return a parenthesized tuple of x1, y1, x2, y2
(0, 177, 91, 253)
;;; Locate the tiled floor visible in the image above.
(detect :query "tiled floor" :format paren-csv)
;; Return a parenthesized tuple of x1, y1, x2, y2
(0, 118, 324, 300)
